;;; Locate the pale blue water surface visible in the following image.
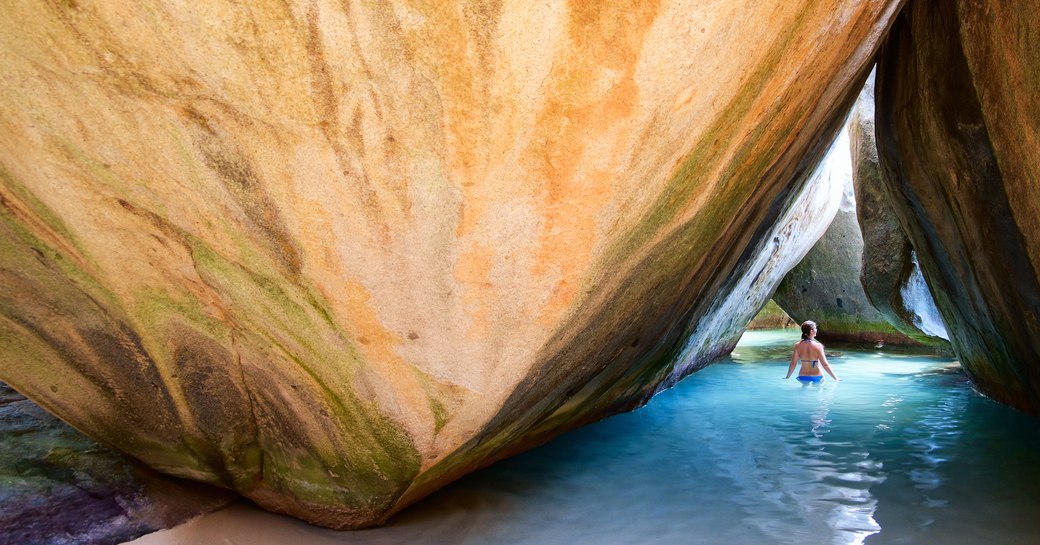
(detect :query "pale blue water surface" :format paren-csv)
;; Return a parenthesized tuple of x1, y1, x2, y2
(132, 330, 1040, 545)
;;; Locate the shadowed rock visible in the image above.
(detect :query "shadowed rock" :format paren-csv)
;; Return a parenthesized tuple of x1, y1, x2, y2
(850, 74, 948, 346)
(876, 0, 1040, 413)
(0, 0, 904, 527)
(0, 382, 233, 545)
(773, 129, 917, 347)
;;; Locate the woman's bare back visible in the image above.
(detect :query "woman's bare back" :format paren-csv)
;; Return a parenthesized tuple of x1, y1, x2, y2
(793, 339, 825, 376)
(785, 321, 839, 381)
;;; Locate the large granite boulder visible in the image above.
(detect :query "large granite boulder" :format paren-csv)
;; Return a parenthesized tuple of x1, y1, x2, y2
(773, 141, 915, 346)
(850, 77, 948, 345)
(0, 0, 904, 527)
(875, 0, 1040, 413)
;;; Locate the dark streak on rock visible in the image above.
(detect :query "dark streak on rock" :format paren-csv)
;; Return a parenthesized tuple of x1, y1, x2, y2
(1, 200, 187, 456)
(307, 2, 389, 243)
(180, 106, 302, 277)
(0, 296, 184, 455)
(173, 326, 258, 490)
(229, 331, 264, 491)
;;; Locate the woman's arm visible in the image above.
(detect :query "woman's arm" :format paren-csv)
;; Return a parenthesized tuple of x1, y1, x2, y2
(785, 347, 798, 379)
(818, 345, 839, 380)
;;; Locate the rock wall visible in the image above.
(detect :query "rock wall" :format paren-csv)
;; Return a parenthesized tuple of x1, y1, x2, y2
(850, 76, 948, 345)
(875, 0, 1040, 413)
(0, 0, 904, 527)
(747, 300, 797, 330)
(773, 129, 916, 346)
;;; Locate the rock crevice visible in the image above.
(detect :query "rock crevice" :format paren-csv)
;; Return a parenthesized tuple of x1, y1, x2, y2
(875, 0, 1040, 412)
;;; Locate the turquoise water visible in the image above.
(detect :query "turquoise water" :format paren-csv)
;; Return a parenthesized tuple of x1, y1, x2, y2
(132, 330, 1040, 545)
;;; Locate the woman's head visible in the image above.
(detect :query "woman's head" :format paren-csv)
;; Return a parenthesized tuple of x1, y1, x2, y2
(801, 320, 817, 340)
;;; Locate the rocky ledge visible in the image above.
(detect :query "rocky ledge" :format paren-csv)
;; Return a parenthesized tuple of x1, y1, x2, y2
(0, 382, 232, 545)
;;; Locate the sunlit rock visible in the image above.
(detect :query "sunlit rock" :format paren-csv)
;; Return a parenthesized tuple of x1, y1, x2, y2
(876, 0, 1040, 412)
(0, 0, 904, 527)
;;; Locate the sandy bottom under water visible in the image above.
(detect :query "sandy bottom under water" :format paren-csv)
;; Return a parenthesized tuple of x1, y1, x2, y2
(128, 330, 1040, 545)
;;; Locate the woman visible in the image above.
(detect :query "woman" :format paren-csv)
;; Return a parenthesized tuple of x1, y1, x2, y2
(784, 320, 839, 383)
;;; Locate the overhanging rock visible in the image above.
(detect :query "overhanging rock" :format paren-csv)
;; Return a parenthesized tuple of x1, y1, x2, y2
(0, 0, 904, 527)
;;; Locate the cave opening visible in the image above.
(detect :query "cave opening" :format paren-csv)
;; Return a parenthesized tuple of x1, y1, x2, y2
(743, 68, 949, 354)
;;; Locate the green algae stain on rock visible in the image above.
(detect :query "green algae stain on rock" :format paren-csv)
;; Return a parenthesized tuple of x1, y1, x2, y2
(0, 167, 84, 258)
(1, 0, 911, 529)
(2, 160, 420, 526)
(173, 234, 421, 523)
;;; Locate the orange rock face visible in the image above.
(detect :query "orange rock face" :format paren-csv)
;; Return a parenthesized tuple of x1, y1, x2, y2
(0, 0, 902, 527)
(876, 0, 1040, 413)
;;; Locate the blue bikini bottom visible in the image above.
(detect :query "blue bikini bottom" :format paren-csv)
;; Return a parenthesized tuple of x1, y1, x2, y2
(796, 375, 823, 383)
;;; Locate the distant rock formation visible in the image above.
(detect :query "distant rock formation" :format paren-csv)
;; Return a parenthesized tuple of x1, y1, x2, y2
(0, 0, 905, 527)
(876, 0, 1040, 413)
(851, 74, 948, 346)
(775, 78, 950, 348)
(774, 160, 913, 346)
(747, 300, 796, 330)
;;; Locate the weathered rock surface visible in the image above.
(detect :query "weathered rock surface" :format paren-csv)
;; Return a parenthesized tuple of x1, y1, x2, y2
(774, 131, 917, 346)
(850, 77, 948, 345)
(0, 382, 233, 545)
(747, 300, 796, 330)
(775, 79, 950, 348)
(876, 0, 1040, 413)
(0, 0, 903, 527)
(640, 135, 844, 386)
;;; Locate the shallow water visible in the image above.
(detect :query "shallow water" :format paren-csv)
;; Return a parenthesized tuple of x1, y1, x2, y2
(130, 330, 1040, 545)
